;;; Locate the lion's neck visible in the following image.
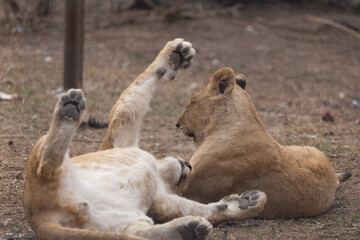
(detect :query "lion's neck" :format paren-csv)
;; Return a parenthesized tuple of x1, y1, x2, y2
(198, 96, 280, 156)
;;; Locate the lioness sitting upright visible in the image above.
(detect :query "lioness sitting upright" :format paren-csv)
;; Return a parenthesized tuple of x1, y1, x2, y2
(23, 40, 267, 240)
(176, 67, 351, 219)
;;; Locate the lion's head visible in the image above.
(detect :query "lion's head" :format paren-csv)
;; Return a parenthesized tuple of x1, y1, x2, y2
(176, 67, 251, 146)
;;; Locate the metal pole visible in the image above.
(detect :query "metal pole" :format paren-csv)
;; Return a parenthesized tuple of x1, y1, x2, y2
(63, 0, 84, 90)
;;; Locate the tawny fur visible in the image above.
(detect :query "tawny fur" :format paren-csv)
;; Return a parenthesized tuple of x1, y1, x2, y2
(177, 67, 350, 219)
(23, 40, 267, 240)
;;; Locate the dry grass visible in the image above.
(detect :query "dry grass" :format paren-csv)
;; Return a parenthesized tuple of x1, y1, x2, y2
(0, 2, 359, 239)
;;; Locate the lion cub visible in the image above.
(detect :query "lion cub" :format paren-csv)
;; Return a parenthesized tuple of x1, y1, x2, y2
(23, 40, 267, 240)
(176, 67, 351, 219)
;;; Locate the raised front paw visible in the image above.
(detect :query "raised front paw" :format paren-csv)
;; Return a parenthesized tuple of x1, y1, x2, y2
(168, 38, 195, 71)
(156, 38, 196, 81)
(57, 89, 86, 121)
(211, 190, 267, 223)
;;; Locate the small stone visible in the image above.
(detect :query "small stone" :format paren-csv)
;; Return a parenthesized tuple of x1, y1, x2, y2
(44, 56, 52, 62)
(211, 58, 220, 66)
(322, 112, 335, 123)
(15, 172, 23, 180)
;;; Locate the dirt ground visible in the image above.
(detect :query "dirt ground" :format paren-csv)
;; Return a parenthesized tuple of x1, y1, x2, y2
(0, 2, 359, 240)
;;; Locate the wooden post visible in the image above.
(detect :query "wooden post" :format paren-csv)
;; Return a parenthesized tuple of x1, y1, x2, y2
(63, 0, 84, 90)
(36, 0, 54, 17)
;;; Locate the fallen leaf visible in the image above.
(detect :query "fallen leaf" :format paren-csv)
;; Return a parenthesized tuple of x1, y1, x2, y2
(322, 112, 335, 123)
(0, 92, 22, 101)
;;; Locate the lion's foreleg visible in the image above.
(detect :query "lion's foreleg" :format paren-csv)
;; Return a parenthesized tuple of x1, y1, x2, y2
(99, 38, 195, 150)
(149, 190, 267, 225)
(37, 89, 86, 180)
(148, 193, 218, 223)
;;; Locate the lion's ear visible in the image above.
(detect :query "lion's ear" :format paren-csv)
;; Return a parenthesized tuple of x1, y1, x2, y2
(235, 73, 247, 90)
(211, 67, 235, 95)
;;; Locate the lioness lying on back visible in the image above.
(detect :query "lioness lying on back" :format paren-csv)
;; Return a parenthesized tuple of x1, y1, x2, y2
(23, 40, 267, 240)
(176, 67, 351, 219)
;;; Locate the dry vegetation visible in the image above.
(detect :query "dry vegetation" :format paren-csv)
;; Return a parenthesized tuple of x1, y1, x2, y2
(0, 1, 359, 239)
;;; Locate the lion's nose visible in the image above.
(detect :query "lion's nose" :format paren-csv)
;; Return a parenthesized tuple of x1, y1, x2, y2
(176, 122, 180, 128)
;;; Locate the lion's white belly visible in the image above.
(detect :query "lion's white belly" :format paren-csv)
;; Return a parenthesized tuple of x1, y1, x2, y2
(58, 148, 158, 232)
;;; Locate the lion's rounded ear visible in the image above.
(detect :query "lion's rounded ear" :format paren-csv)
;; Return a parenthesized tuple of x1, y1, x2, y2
(235, 73, 247, 90)
(211, 67, 235, 95)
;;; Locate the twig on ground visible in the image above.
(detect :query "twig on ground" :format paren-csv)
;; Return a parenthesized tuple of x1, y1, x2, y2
(0, 64, 13, 82)
(214, 16, 269, 31)
(276, 15, 360, 40)
(86, 4, 266, 32)
(0, 91, 22, 101)
(0, 135, 24, 138)
(18, 127, 34, 147)
(216, 221, 262, 228)
(73, 139, 103, 143)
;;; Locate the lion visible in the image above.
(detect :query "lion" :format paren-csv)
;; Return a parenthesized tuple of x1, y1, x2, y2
(176, 67, 351, 219)
(23, 39, 267, 240)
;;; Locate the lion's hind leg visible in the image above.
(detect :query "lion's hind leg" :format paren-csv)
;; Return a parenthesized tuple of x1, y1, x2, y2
(99, 38, 195, 150)
(36, 222, 143, 240)
(124, 216, 212, 240)
(36, 89, 86, 180)
(147, 216, 212, 240)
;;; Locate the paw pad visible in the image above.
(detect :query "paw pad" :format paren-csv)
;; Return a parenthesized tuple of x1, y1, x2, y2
(59, 89, 86, 121)
(238, 190, 262, 210)
(177, 219, 211, 240)
(156, 67, 167, 77)
(217, 204, 228, 211)
(221, 191, 264, 211)
(168, 39, 195, 72)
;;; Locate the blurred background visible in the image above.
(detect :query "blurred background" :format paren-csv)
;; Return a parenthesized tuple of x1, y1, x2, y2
(0, 0, 359, 239)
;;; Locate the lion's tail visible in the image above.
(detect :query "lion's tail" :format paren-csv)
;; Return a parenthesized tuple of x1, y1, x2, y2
(336, 172, 352, 183)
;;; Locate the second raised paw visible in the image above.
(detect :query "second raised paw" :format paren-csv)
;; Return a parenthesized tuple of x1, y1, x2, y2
(58, 89, 86, 121)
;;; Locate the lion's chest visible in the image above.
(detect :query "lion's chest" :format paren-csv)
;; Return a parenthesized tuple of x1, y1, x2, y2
(57, 148, 158, 232)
